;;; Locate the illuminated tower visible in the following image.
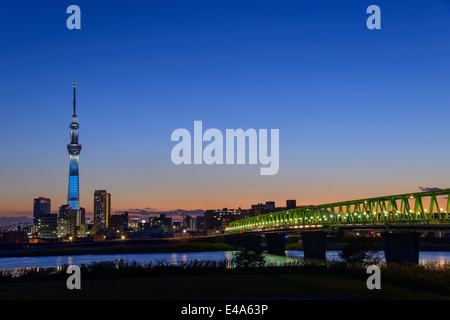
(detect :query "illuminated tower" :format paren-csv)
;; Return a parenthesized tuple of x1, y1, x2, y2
(67, 83, 82, 210)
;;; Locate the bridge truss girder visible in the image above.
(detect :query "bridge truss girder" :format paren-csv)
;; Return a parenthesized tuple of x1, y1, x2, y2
(227, 189, 450, 233)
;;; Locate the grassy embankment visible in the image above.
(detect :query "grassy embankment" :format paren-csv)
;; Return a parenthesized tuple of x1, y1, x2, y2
(1, 235, 450, 300)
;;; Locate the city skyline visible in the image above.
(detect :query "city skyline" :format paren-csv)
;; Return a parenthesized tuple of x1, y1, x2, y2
(2, 0, 450, 218)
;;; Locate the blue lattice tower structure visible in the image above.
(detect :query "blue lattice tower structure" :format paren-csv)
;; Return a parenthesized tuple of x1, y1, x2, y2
(67, 83, 82, 211)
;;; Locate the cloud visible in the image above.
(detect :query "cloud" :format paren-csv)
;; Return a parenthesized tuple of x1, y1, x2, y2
(419, 186, 449, 199)
(125, 208, 157, 214)
(419, 186, 448, 192)
(0, 216, 33, 228)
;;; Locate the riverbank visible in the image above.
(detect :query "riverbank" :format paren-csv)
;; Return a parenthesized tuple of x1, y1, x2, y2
(0, 237, 237, 258)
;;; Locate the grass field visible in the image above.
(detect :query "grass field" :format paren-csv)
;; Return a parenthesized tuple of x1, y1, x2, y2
(1, 272, 449, 300)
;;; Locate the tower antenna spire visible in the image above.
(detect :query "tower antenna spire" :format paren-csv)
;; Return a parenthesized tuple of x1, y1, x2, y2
(73, 83, 77, 116)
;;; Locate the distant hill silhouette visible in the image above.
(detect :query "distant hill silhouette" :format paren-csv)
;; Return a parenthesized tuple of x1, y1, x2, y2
(117, 209, 205, 221)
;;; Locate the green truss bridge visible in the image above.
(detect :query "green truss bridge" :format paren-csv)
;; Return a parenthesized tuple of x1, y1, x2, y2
(226, 189, 450, 234)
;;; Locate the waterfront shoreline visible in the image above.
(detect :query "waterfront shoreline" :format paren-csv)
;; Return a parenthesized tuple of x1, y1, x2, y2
(1, 236, 450, 258)
(0, 237, 238, 258)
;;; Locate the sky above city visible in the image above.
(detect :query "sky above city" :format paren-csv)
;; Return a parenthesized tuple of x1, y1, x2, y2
(1, 0, 450, 217)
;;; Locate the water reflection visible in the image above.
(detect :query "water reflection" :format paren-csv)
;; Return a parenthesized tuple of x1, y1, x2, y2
(419, 252, 450, 267)
(1, 250, 450, 270)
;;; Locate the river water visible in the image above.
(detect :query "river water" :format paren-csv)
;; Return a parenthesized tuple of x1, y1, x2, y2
(1, 250, 450, 270)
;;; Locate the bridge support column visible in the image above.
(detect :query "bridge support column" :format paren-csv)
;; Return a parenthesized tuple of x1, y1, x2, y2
(381, 231, 420, 264)
(265, 233, 286, 255)
(223, 234, 261, 251)
(301, 231, 327, 260)
(223, 235, 244, 247)
(244, 234, 261, 251)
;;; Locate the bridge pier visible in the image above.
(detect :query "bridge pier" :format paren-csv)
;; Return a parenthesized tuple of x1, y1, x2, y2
(265, 233, 286, 255)
(244, 234, 261, 251)
(223, 234, 262, 251)
(381, 231, 420, 264)
(301, 231, 327, 260)
(223, 234, 244, 247)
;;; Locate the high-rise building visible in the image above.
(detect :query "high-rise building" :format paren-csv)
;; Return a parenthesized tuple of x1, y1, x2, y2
(38, 213, 57, 239)
(265, 201, 275, 211)
(33, 197, 51, 226)
(58, 204, 73, 238)
(59, 204, 71, 220)
(251, 201, 276, 216)
(57, 204, 85, 237)
(286, 199, 297, 209)
(195, 215, 206, 233)
(57, 217, 73, 239)
(94, 190, 111, 229)
(109, 212, 129, 234)
(204, 208, 243, 235)
(67, 83, 82, 211)
(183, 215, 194, 231)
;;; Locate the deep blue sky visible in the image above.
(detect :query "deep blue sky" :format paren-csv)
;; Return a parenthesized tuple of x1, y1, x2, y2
(1, 0, 450, 216)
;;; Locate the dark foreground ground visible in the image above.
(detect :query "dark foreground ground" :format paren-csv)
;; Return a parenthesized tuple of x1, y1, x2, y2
(1, 272, 449, 300)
